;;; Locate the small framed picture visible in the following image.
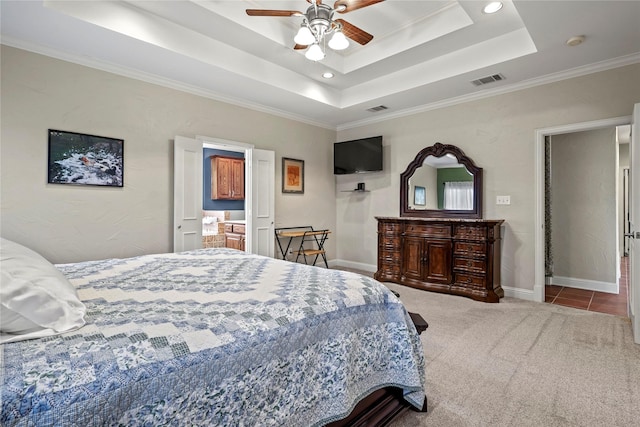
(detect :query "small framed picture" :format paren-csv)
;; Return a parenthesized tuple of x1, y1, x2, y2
(414, 186, 426, 205)
(48, 129, 124, 187)
(282, 157, 304, 194)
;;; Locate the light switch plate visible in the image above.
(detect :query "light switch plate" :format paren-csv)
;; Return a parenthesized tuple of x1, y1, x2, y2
(496, 195, 511, 205)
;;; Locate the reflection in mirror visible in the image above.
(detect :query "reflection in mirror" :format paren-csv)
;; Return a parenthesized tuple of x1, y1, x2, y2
(400, 143, 483, 219)
(408, 155, 474, 211)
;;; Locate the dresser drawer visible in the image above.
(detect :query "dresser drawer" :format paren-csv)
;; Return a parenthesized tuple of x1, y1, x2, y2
(454, 272, 486, 288)
(375, 267, 401, 282)
(379, 250, 401, 263)
(379, 222, 403, 234)
(379, 234, 400, 249)
(404, 223, 452, 238)
(454, 224, 486, 240)
(453, 257, 486, 274)
(453, 241, 486, 257)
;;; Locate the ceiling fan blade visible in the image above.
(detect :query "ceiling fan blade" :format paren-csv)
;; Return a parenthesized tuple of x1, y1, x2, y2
(246, 9, 302, 17)
(334, 0, 384, 13)
(335, 19, 373, 45)
(294, 44, 308, 50)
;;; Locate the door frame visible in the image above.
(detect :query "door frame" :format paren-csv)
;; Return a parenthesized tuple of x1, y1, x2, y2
(197, 135, 254, 252)
(534, 115, 632, 303)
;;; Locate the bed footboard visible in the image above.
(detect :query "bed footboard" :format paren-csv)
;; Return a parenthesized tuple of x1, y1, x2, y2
(326, 387, 427, 427)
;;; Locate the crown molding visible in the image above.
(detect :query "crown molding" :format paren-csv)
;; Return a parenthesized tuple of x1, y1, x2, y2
(337, 52, 640, 131)
(0, 37, 336, 131)
(3, 37, 638, 133)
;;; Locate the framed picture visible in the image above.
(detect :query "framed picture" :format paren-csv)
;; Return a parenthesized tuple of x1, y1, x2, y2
(282, 157, 304, 194)
(48, 129, 124, 187)
(414, 186, 426, 206)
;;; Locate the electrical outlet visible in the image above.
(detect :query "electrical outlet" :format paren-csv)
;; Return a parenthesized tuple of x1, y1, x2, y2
(496, 195, 511, 205)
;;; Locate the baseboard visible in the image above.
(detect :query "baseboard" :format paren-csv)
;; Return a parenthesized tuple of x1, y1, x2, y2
(502, 286, 536, 301)
(632, 311, 640, 345)
(333, 259, 377, 273)
(550, 275, 618, 294)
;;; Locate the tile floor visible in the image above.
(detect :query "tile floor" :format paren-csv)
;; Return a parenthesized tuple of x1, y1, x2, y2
(545, 257, 629, 317)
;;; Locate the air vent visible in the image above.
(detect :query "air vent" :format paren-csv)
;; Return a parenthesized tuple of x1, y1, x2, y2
(471, 73, 505, 86)
(367, 105, 389, 113)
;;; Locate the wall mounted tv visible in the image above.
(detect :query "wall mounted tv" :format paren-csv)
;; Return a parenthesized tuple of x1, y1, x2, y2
(334, 136, 383, 175)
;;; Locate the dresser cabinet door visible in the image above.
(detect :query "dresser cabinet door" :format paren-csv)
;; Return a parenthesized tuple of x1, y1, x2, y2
(402, 236, 424, 280)
(402, 237, 451, 284)
(424, 239, 452, 284)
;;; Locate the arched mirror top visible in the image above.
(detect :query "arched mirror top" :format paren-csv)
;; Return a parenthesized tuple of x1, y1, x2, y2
(400, 143, 483, 219)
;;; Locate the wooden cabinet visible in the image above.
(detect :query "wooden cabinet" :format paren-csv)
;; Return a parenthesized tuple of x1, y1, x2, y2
(375, 217, 504, 303)
(224, 222, 245, 251)
(211, 156, 245, 200)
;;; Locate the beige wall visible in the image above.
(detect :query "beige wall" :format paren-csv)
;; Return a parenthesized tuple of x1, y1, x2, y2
(551, 128, 617, 284)
(336, 63, 640, 293)
(408, 165, 437, 210)
(0, 46, 337, 264)
(2, 45, 639, 295)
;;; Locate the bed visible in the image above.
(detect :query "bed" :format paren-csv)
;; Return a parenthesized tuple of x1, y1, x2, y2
(1, 242, 426, 426)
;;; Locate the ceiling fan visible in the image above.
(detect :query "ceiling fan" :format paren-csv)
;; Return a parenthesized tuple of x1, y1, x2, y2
(246, 0, 383, 61)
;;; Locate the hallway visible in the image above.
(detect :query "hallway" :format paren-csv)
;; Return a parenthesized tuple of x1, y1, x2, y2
(545, 257, 629, 317)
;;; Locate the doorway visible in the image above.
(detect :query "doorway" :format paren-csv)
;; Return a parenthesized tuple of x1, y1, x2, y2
(534, 116, 632, 314)
(198, 135, 275, 258)
(173, 135, 275, 257)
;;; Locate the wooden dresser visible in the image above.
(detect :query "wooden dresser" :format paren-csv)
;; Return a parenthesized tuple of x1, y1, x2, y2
(375, 217, 504, 303)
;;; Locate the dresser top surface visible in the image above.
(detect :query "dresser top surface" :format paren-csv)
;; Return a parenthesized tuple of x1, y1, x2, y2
(376, 217, 504, 225)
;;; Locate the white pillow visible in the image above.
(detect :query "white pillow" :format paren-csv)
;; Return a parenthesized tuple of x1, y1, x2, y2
(0, 238, 86, 343)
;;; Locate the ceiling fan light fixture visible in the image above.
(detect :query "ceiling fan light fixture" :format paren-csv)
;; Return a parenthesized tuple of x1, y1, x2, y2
(305, 43, 325, 61)
(294, 24, 315, 45)
(328, 30, 349, 50)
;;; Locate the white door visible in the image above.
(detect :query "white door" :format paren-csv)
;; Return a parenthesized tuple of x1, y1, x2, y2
(250, 149, 275, 257)
(630, 103, 639, 343)
(173, 136, 203, 252)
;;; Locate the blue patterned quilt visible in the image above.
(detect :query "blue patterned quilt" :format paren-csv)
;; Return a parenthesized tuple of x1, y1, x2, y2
(1, 248, 426, 426)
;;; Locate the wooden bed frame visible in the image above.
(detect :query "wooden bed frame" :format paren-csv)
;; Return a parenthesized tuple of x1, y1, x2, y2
(328, 311, 429, 426)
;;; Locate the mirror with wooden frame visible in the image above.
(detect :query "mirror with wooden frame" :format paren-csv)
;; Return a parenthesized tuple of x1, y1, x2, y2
(400, 143, 483, 219)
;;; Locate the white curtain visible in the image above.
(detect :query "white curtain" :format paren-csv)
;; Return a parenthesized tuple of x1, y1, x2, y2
(443, 181, 473, 210)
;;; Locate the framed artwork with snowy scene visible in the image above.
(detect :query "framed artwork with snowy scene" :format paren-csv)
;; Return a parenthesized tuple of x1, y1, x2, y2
(47, 129, 124, 187)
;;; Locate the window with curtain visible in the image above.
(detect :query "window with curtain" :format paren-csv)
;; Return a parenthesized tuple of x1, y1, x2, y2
(443, 181, 473, 210)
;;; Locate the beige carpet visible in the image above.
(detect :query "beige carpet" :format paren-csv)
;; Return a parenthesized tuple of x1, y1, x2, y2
(379, 282, 640, 427)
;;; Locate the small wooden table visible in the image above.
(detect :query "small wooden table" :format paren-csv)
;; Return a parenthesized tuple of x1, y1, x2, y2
(275, 226, 331, 268)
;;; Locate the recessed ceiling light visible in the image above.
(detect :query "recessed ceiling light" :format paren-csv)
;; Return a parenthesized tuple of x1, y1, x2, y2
(483, 2, 503, 14)
(566, 35, 585, 47)
(322, 72, 334, 79)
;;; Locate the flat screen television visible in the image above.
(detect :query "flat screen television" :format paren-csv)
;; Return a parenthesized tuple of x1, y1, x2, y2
(334, 136, 383, 175)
